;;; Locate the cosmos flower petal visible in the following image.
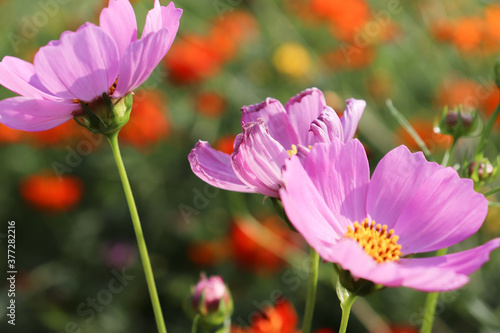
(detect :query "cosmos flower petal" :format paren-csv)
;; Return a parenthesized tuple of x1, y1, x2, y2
(304, 140, 369, 226)
(0, 56, 58, 100)
(113, 28, 170, 97)
(367, 146, 443, 229)
(310, 106, 344, 144)
(34, 23, 120, 101)
(284, 87, 327, 146)
(323, 238, 406, 287)
(231, 121, 289, 197)
(142, 1, 183, 39)
(0, 97, 77, 131)
(100, 0, 138, 59)
(280, 152, 350, 242)
(341, 98, 366, 141)
(188, 141, 254, 193)
(241, 98, 298, 150)
(398, 238, 500, 291)
(395, 167, 488, 254)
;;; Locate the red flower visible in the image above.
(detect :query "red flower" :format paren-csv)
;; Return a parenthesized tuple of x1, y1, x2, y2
(20, 173, 83, 212)
(196, 91, 227, 118)
(120, 90, 170, 148)
(230, 216, 302, 273)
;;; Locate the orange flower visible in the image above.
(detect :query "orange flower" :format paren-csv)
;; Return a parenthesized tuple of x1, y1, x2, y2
(214, 134, 237, 155)
(164, 34, 222, 84)
(311, 0, 370, 41)
(20, 173, 83, 212)
(187, 240, 229, 267)
(230, 216, 301, 273)
(196, 91, 227, 118)
(431, 20, 454, 42)
(210, 10, 258, 61)
(252, 300, 299, 333)
(120, 90, 170, 148)
(0, 123, 24, 144)
(397, 119, 452, 152)
(323, 45, 376, 69)
(452, 17, 484, 52)
(485, 4, 500, 42)
(231, 299, 333, 333)
(27, 121, 82, 147)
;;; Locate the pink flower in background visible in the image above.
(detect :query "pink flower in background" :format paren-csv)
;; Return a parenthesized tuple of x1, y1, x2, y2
(280, 139, 500, 292)
(0, 0, 182, 131)
(189, 88, 366, 197)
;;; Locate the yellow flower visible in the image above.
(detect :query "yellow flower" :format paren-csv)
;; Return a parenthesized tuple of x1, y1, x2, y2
(272, 42, 312, 78)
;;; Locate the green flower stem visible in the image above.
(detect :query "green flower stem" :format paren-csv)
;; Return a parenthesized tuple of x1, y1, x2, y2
(440, 138, 457, 168)
(421, 247, 448, 333)
(191, 315, 199, 333)
(302, 247, 320, 333)
(106, 132, 167, 333)
(336, 277, 357, 333)
(386, 99, 435, 162)
(475, 101, 500, 159)
(420, 140, 457, 333)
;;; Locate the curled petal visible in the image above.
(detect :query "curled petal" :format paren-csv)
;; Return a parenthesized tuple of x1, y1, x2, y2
(284, 87, 327, 146)
(0, 56, 57, 100)
(100, 0, 138, 59)
(310, 106, 344, 144)
(188, 141, 254, 193)
(0, 97, 77, 131)
(231, 121, 289, 197)
(34, 23, 120, 101)
(142, 1, 183, 39)
(341, 98, 366, 141)
(241, 98, 298, 150)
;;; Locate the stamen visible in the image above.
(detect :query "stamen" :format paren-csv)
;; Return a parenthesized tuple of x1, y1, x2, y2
(344, 218, 402, 263)
(287, 144, 298, 157)
(108, 76, 119, 96)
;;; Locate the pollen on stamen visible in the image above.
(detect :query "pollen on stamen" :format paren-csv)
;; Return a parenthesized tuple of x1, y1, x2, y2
(287, 144, 298, 157)
(345, 218, 402, 263)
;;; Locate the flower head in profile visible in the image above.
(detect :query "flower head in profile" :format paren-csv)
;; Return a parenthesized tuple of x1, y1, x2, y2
(0, 0, 182, 132)
(189, 88, 366, 198)
(280, 139, 500, 292)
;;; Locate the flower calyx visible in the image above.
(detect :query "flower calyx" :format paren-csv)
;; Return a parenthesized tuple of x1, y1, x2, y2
(74, 93, 133, 136)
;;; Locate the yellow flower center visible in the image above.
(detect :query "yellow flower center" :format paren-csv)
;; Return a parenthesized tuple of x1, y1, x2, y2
(344, 218, 402, 263)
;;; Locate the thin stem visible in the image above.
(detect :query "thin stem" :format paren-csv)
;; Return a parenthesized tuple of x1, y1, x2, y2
(421, 247, 448, 333)
(441, 138, 457, 168)
(302, 247, 320, 333)
(485, 186, 500, 197)
(421, 139, 457, 333)
(475, 102, 500, 159)
(339, 294, 357, 333)
(106, 132, 167, 333)
(191, 315, 199, 333)
(386, 99, 435, 162)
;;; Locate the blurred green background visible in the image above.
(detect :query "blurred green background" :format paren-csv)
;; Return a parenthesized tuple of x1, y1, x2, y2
(1, 0, 500, 332)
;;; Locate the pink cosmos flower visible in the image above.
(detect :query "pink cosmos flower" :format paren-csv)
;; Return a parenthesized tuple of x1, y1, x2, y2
(0, 0, 182, 131)
(189, 88, 366, 197)
(280, 138, 500, 292)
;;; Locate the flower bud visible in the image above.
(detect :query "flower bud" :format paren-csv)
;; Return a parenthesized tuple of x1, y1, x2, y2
(434, 106, 479, 139)
(186, 274, 233, 329)
(74, 93, 133, 136)
(465, 157, 499, 185)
